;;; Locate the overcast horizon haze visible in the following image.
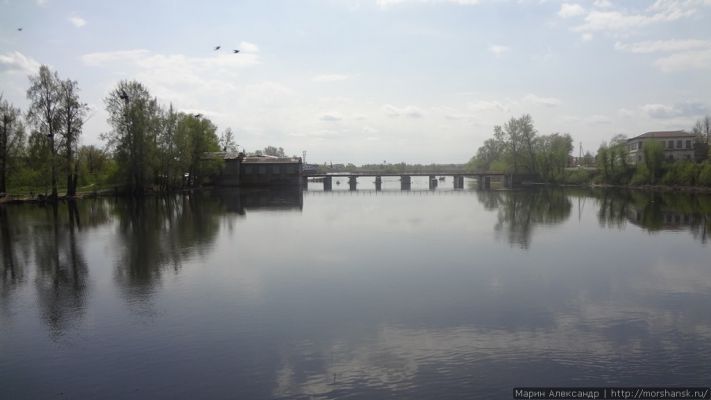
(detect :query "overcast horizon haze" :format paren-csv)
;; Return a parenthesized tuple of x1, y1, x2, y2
(2, 0, 711, 165)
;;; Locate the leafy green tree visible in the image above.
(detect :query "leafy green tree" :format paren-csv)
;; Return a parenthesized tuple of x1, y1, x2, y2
(0, 95, 26, 193)
(24, 130, 52, 193)
(26, 65, 62, 198)
(535, 133, 572, 182)
(174, 114, 221, 187)
(643, 140, 664, 184)
(517, 114, 537, 173)
(470, 125, 507, 171)
(104, 80, 162, 194)
(503, 117, 522, 173)
(596, 143, 610, 181)
(263, 145, 285, 157)
(157, 104, 180, 189)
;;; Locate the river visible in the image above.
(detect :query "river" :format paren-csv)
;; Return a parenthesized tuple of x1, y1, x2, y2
(1, 179, 711, 399)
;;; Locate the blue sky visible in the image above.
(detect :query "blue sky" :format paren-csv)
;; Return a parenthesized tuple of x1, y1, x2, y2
(1, 0, 710, 164)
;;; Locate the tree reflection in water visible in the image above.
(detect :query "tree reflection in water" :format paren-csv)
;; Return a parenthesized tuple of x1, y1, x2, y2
(112, 194, 222, 301)
(477, 189, 571, 248)
(33, 202, 88, 338)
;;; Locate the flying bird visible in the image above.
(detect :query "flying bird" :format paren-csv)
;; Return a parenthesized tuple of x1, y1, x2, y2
(214, 46, 221, 51)
(194, 113, 202, 118)
(233, 49, 240, 54)
(17, 27, 22, 31)
(118, 89, 129, 101)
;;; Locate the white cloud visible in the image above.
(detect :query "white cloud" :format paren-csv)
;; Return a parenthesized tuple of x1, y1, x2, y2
(320, 113, 343, 122)
(641, 101, 708, 119)
(558, 3, 585, 18)
(312, 74, 352, 82)
(467, 100, 509, 113)
(522, 93, 561, 107)
(593, 0, 612, 8)
(654, 49, 711, 72)
(614, 39, 711, 53)
(81, 49, 151, 66)
(69, 15, 86, 28)
(488, 44, 509, 57)
(614, 39, 711, 72)
(581, 33, 594, 41)
(618, 108, 636, 118)
(36, 0, 47, 6)
(585, 114, 612, 125)
(239, 41, 259, 53)
(376, 0, 480, 8)
(382, 104, 424, 118)
(573, 1, 702, 35)
(81, 48, 263, 109)
(0, 51, 41, 75)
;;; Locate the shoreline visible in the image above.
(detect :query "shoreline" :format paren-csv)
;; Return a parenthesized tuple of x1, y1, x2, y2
(5, 182, 711, 205)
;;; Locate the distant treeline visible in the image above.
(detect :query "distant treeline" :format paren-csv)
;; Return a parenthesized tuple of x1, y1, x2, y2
(0, 65, 246, 198)
(595, 118, 711, 187)
(468, 113, 711, 187)
(467, 114, 574, 183)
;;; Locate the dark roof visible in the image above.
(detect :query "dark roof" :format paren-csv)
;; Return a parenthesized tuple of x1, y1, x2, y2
(629, 130, 694, 140)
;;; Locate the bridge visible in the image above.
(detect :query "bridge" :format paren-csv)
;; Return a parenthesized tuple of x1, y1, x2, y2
(303, 170, 529, 191)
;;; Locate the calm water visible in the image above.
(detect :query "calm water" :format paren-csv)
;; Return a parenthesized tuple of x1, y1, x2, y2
(2, 179, 711, 399)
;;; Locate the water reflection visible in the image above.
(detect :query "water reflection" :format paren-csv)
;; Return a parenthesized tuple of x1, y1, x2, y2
(476, 189, 571, 248)
(1, 188, 711, 399)
(591, 190, 711, 242)
(33, 203, 89, 336)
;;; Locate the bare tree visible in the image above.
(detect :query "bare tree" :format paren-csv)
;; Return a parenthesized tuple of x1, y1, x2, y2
(0, 95, 25, 194)
(27, 66, 62, 198)
(220, 127, 237, 152)
(59, 78, 88, 197)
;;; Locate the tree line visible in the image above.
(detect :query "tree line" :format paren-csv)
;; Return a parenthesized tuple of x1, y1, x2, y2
(467, 114, 574, 183)
(0, 65, 244, 198)
(596, 115, 711, 187)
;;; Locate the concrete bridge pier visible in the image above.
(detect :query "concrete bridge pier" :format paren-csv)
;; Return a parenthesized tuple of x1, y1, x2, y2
(453, 175, 465, 189)
(323, 176, 332, 191)
(400, 175, 411, 191)
(349, 176, 358, 191)
(429, 175, 437, 190)
(503, 174, 512, 189)
(375, 176, 382, 191)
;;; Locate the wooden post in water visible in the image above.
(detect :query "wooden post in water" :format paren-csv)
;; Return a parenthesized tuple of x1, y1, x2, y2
(429, 175, 437, 190)
(324, 176, 332, 191)
(348, 176, 357, 191)
(375, 176, 382, 191)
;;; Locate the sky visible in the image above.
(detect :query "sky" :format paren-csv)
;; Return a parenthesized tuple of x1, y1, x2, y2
(1, 0, 711, 165)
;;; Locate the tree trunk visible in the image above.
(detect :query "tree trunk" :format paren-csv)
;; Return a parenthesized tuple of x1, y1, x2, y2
(49, 134, 57, 199)
(0, 119, 7, 194)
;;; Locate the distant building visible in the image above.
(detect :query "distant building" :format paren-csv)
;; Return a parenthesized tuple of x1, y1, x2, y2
(207, 152, 303, 186)
(239, 155, 303, 186)
(627, 130, 697, 165)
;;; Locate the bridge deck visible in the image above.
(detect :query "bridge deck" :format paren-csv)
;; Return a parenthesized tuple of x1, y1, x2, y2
(304, 171, 505, 178)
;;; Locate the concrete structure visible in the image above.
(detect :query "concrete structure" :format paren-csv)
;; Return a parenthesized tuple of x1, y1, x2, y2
(303, 171, 522, 191)
(239, 155, 303, 186)
(212, 153, 303, 187)
(627, 131, 697, 164)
